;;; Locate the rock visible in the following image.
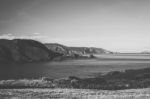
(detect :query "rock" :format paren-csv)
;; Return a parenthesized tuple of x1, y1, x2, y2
(45, 43, 113, 57)
(45, 43, 69, 55)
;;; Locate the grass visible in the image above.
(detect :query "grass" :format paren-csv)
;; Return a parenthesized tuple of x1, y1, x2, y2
(1, 66, 150, 90)
(0, 88, 150, 99)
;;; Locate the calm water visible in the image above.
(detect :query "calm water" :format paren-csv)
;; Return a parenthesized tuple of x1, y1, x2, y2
(1, 54, 150, 80)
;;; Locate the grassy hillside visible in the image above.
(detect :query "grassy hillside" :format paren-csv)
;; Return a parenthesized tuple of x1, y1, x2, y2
(0, 39, 61, 63)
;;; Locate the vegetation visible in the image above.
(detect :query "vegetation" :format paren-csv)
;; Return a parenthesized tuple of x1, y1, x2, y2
(1, 88, 150, 99)
(1, 67, 150, 90)
(0, 39, 62, 63)
(51, 67, 150, 90)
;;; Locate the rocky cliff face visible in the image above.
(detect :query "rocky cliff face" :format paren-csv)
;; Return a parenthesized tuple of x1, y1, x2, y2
(45, 43, 69, 55)
(0, 39, 60, 62)
(45, 43, 113, 57)
(68, 47, 113, 54)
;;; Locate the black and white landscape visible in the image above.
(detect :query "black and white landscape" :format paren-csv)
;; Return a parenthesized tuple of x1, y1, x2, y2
(0, 0, 150, 99)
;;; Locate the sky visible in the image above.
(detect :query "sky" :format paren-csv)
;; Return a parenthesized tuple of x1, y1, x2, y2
(0, 0, 150, 52)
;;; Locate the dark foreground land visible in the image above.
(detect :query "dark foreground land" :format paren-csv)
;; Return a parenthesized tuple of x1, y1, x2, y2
(0, 54, 150, 98)
(1, 66, 150, 90)
(0, 54, 150, 90)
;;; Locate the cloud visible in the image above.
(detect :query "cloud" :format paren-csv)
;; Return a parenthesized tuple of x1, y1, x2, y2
(0, 34, 16, 39)
(0, 33, 47, 42)
(33, 32, 41, 35)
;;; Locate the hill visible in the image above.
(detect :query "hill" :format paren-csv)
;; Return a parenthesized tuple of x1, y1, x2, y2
(0, 39, 113, 62)
(0, 39, 61, 62)
(45, 43, 113, 57)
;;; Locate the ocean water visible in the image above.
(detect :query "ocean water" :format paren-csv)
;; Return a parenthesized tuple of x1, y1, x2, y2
(1, 54, 150, 80)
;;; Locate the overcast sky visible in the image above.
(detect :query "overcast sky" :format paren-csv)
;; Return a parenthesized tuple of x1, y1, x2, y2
(0, 0, 150, 52)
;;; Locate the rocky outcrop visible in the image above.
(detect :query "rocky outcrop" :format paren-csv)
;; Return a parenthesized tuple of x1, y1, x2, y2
(45, 43, 113, 57)
(0, 39, 61, 62)
(45, 43, 69, 55)
(68, 47, 113, 54)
